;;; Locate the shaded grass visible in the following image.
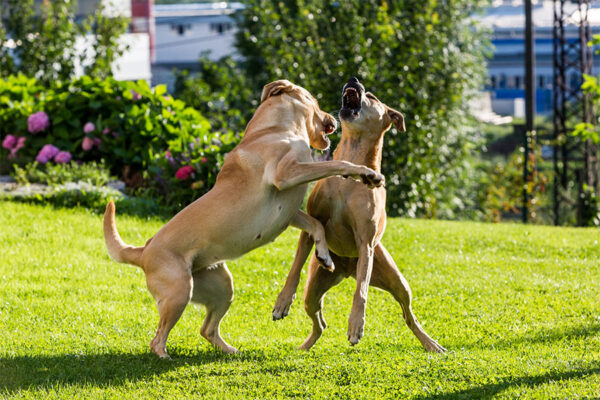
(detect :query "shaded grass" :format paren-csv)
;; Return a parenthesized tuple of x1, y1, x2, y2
(0, 201, 599, 399)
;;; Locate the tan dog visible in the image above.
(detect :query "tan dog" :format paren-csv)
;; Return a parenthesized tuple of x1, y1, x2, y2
(273, 77, 445, 352)
(103, 80, 385, 358)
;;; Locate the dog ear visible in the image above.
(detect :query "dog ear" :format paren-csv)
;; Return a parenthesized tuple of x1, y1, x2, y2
(387, 107, 406, 132)
(261, 80, 296, 103)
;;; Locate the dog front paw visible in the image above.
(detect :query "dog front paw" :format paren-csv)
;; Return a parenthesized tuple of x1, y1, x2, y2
(359, 169, 385, 188)
(347, 314, 365, 345)
(273, 292, 296, 320)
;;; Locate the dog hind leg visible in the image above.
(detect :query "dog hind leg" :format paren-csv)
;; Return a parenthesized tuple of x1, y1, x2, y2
(273, 230, 313, 320)
(371, 243, 446, 353)
(146, 259, 194, 359)
(192, 263, 237, 354)
(299, 254, 345, 350)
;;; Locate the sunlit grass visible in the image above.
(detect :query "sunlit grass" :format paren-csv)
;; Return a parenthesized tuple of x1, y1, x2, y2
(1, 201, 599, 399)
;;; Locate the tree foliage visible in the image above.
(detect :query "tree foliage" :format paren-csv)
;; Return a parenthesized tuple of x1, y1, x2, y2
(235, 0, 491, 217)
(174, 56, 257, 134)
(0, 0, 129, 85)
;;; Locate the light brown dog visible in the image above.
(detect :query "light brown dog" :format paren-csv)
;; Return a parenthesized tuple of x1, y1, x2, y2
(103, 80, 385, 358)
(273, 77, 445, 352)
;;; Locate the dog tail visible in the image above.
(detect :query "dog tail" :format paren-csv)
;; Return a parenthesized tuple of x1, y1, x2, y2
(103, 201, 144, 268)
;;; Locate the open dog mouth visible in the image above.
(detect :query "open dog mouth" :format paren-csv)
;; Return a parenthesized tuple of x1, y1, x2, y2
(343, 87, 361, 111)
(340, 87, 362, 120)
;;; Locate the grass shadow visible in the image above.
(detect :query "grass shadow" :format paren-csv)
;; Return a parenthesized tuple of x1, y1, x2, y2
(459, 323, 600, 351)
(415, 364, 600, 400)
(0, 348, 269, 394)
(456, 324, 600, 350)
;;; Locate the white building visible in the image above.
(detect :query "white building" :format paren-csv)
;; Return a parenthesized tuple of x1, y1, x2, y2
(151, 2, 244, 89)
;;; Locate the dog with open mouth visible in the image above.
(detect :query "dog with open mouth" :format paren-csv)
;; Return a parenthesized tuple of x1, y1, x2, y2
(103, 80, 385, 358)
(273, 77, 445, 353)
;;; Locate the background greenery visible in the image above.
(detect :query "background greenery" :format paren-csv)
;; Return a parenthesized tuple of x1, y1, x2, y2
(231, 0, 490, 218)
(174, 0, 491, 219)
(1, 201, 599, 398)
(0, 0, 129, 84)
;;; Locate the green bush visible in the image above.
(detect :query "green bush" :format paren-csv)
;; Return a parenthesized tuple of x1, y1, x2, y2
(12, 161, 111, 187)
(476, 143, 549, 223)
(174, 56, 256, 134)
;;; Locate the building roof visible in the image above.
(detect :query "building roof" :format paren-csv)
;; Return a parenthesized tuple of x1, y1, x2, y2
(154, 2, 244, 18)
(480, 0, 600, 31)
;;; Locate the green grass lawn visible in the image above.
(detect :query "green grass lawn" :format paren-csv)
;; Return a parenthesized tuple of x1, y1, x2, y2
(1, 201, 599, 399)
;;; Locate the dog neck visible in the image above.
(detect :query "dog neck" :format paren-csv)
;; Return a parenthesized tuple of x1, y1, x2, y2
(333, 129, 385, 172)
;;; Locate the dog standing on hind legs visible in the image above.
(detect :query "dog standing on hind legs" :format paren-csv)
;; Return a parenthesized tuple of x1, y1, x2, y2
(272, 77, 445, 353)
(103, 80, 385, 359)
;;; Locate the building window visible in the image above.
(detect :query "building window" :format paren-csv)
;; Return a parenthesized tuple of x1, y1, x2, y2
(490, 76, 497, 89)
(499, 74, 507, 89)
(538, 75, 544, 88)
(210, 22, 232, 35)
(171, 24, 191, 36)
(515, 76, 521, 89)
(507, 76, 515, 88)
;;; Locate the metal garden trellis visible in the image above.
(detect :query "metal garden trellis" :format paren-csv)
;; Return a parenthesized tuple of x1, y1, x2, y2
(551, 0, 597, 226)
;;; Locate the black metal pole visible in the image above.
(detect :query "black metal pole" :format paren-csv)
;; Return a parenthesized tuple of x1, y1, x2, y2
(524, 0, 535, 223)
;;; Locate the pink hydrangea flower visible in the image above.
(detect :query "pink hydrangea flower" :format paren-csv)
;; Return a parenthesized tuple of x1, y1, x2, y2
(130, 89, 142, 101)
(3, 135, 26, 158)
(53, 151, 72, 164)
(11, 137, 26, 157)
(83, 122, 95, 134)
(175, 165, 194, 180)
(27, 111, 50, 133)
(82, 136, 94, 151)
(102, 128, 111, 135)
(36, 144, 60, 164)
(2, 135, 16, 149)
(201, 157, 207, 163)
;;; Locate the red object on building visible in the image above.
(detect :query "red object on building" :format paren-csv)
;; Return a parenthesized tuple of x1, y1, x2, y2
(131, 0, 155, 62)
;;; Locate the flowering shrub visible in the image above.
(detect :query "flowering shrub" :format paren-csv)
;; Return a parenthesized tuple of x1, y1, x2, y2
(0, 74, 216, 181)
(0, 74, 243, 213)
(143, 131, 238, 211)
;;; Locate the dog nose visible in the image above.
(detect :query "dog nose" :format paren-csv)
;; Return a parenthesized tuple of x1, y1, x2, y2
(348, 77, 360, 84)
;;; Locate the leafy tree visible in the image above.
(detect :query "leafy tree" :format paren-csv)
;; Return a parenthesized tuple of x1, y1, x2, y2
(174, 56, 257, 134)
(0, 0, 129, 85)
(235, 0, 491, 217)
(80, 1, 131, 80)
